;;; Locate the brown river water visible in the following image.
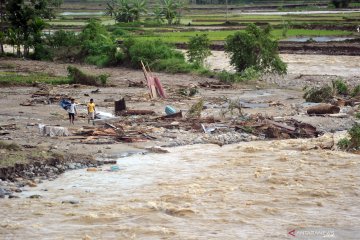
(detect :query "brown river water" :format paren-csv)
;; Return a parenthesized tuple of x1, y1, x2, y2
(1, 139, 359, 239)
(205, 51, 360, 77)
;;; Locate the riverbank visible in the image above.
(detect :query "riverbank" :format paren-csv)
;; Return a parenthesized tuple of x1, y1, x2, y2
(1, 54, 359, 199)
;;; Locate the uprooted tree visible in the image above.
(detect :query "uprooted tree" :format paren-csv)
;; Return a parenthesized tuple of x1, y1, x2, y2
(224, 24, 287, 76)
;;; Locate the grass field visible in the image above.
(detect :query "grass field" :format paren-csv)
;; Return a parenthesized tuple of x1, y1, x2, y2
(130, 29, 352, 43)
(0, 72, 71, 86)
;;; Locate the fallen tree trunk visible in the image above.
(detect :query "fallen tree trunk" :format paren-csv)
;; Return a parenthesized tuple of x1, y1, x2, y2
(307, 104, 340, 115)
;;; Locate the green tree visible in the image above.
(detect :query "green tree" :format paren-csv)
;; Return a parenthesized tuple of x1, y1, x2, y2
(186, 34, 211, 67)
(105, 0, 117, 17)
(131, 0, 147, 21)
(153, 6, 164, 24)
(80, 19, 119, 66)
(224, 24, 287, 75)
(7, 28, 23, 56)
(110, 0, 147, 23)
(159, 0, 184, 25)
(0, 0, 5, 54)
(5, 0, 62, 57)
(331, 0, 352, 8)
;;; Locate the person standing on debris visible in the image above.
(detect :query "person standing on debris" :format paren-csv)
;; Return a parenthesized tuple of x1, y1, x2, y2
(68, 98, 77, 125)
(87, 98, 96, 125)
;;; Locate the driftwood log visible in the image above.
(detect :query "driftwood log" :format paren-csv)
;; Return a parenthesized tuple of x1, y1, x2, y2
(307, 104, 340, 115)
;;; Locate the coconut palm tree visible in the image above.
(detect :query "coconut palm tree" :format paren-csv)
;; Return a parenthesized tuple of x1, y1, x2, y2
(153, 5, 164, 24)
(160, 0, 184, 25)
(105, 0, 117, 17)
(131, 0, 147, 21)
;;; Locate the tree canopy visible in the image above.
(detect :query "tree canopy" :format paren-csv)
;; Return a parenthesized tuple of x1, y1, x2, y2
(225, 24, 287, 75)
(2, 0, 62, 57)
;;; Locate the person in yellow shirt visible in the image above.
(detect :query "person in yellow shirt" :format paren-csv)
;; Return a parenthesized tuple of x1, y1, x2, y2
(87, 98, 96, 124)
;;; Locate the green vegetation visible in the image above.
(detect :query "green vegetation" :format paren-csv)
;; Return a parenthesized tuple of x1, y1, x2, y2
(0, 141, 21, 151)
(225, 24, 287, 75)
(216, 68, 260, 83)
(80, 19, 121, 66)
(332, 78, 349, 95)
(1, 0, 61, 57)
(124, 38, 182, 68)
(303, 85, 333, 103)
(67, 66, 108, 86)
(28, 19, 123, 67)
(122, 38, 202, 73)
(112, 0, 147, 23)
(186, 34, 211, 67)
(187, 99, 204, 118)
(355, 112, 360, 119)
(132, 29, 351, 43)
(0, 72, 71, 86)
(351, 85, 360, 97)
(157, 0, 186, 25)
(331, 0, 352, 8)
(304, 81, 360, 102)
(337, 137, 351, 150)
(337, 123, 360, 151)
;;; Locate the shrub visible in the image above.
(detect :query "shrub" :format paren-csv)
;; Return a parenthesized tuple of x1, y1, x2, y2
(337, 138, 351, 150)
(186, 34, 211, 67)
(355, 112, 360, 119)
(0, 141, 21, 151)
(67, 66, 108, 86)
(348, 123, 360, 149)
(151, 58, 197, 73)
(217, 71, 241, 83)
(332, 79, 349, 95)
(47, 30, 80, 48)
(225, 24, 287, 75)
(79, 19, 120, 66)
(303, 85, 333, 103)
(124, 38, 185, 68)
(187, 99, 204, 118)
(217, 67, 260, 83)
(31, 43, 53, 61)
(351, 85, 360, 97)
(332, 0, 351, 8)
(111, 28, 129, 37)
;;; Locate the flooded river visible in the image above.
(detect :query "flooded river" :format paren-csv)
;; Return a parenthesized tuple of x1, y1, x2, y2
(1, 140, 359, 239)
(205, 51, 360, 77)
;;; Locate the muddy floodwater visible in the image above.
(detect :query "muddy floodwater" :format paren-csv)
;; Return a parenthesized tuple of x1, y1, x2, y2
(1, 140, 359, 239)
(206, 51, 360, 77)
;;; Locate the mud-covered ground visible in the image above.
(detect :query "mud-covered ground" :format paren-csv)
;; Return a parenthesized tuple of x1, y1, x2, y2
(0, 54, 359, 192)
(0, 53, 359, 238)
(1, 54, 359, 153)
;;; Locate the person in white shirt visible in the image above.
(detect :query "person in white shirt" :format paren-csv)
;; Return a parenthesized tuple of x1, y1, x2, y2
(67, 98, 77, 125)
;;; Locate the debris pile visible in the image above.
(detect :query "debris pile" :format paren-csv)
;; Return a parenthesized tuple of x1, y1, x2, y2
(234, 116, 319, 139)
(21, 83, 68, 106)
